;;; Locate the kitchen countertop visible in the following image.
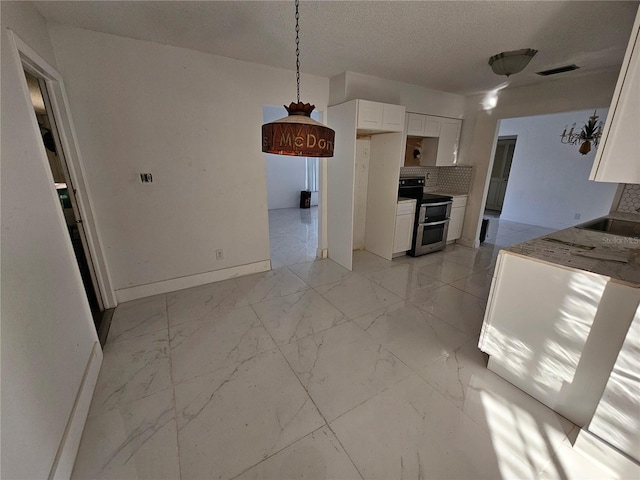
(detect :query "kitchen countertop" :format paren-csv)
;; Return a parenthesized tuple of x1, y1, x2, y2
(425, 190, 469, 197)
(506, 211, 640, 287)
(397, 197, 417, 203)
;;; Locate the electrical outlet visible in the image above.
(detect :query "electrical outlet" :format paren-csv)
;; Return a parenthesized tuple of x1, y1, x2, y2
(574, 213, 581, 220)
(215, 249, 224, 260)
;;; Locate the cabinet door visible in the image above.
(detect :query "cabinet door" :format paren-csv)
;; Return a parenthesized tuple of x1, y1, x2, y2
(357, 100, 383, 130)
(406, 113, 427, 136)
(435, 118, 462, 166)
(588, 306, 640, 462)
(423, 116, 441, 137)
(393, 214, 414, 253)
(406, 113, 441, 137)
(382, 104, 405, 132)
(446, 206, 465, 241)
(590, 9, 640, 183)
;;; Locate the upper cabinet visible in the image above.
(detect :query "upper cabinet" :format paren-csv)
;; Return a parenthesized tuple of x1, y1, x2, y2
(403, 114, 462, 167)
(435, 118, 462, 166)
(357, 100, 405, 133)
(590, 7, 640, 183)
(406, 113, 441, 137)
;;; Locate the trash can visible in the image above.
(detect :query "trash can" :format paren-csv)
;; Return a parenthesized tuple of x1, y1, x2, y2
(479, 218, 489, 243)
(300, 190, 311, 209)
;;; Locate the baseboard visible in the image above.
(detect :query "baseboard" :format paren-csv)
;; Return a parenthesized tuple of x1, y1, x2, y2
(49, 342, 103, 480)
(114, 260, 271, 303)
(316, 248, 328, 259)
(457, 237, 480, 248)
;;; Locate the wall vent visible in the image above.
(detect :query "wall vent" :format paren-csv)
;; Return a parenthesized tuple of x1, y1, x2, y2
(536, 64, 580, 76)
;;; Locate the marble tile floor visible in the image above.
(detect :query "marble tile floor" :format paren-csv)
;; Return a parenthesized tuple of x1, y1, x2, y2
(72, 212, 634, 479)
(268, 207, 318, 269)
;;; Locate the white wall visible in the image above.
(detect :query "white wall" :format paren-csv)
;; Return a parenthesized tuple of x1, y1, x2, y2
(498, 109, 618, 229)
(458, 71, 619, 247)
(1, 2, 100, 478)
(330, 71, 465, 118)
(47, 24, 329, 296)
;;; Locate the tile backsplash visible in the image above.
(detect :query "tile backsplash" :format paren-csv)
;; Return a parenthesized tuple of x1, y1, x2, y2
(400, 166, 439, 188)
(400, 165, 472, 195)
(617, 184, 640, 213)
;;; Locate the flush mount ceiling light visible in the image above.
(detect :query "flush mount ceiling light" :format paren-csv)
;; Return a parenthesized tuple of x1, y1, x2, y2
(488, 48, 538, 77)
(261, 0, 334, 157)
(560, 110, 604, 155)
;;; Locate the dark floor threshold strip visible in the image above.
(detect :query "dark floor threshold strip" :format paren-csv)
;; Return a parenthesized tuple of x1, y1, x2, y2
(97, 308, 115, 348)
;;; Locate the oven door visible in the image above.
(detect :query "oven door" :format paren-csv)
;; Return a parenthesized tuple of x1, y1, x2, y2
(414, 219, 449, 255)
(420, 202, 452, 223)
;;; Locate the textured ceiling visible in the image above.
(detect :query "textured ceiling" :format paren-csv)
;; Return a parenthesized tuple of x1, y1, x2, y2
(35, 1, 639, 95)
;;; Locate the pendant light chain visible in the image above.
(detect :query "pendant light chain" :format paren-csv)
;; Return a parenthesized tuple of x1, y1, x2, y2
(260, 0, 334, 157)
(295, 0, 300, 103)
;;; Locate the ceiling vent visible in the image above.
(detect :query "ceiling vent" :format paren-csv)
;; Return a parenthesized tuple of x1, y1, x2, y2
(536, 64, 580, 76)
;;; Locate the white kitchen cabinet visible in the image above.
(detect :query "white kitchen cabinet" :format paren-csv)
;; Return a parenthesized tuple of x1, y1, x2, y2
(327, 99, 406, 269)
(357, 100, 405, 133)
(590, 7, 640, 183)
(480, 251, 640, 427)
(393, 199, 416, 255)
(589, 305, 640, 462)
(406, 113, 441, 137)
(446, 195, 467, 242)
(435, 118, 462, 166)
(410, 118, 462, 167)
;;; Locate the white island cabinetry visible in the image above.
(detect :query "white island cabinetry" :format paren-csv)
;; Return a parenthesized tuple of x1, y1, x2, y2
(588, 306, 640, 462)
(479, 250, 640, 427)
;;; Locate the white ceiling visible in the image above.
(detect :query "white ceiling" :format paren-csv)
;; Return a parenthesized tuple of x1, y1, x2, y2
(35, 1, 639, 96)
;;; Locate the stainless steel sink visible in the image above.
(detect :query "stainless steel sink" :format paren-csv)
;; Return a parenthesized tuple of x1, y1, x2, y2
(577, 218, 640, 237)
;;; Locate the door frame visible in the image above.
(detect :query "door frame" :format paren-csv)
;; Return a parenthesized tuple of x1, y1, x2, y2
(485, 135, 517, 211)
(9, 29, 116, 309)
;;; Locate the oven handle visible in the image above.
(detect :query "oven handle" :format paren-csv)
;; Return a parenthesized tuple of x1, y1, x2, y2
(418, 220, 449, 227)
(421, 201, 452, 207)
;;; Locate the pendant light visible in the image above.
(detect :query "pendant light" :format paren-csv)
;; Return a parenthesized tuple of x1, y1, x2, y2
(261, 0, 335, 157)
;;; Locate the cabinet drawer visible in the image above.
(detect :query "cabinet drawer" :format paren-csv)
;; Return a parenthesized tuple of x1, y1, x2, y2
(451, 195, 468, 208)
(396, 201, 416, 215)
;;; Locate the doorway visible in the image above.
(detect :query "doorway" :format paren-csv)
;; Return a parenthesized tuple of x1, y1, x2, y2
(263, 105, 320, 268)
(485, 136, 517, 213)
(22, 69, 112, 345)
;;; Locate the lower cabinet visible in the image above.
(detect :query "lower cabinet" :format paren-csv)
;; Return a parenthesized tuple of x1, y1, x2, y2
(588, 308, 640, 462)
(393, 200, 416, 254)
(446, 195, 467, 242)
(479, 251, 640, 427)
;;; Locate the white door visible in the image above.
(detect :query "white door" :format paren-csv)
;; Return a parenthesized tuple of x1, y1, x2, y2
(486, 137, 516, 211)
(25, 70, 106, 324)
